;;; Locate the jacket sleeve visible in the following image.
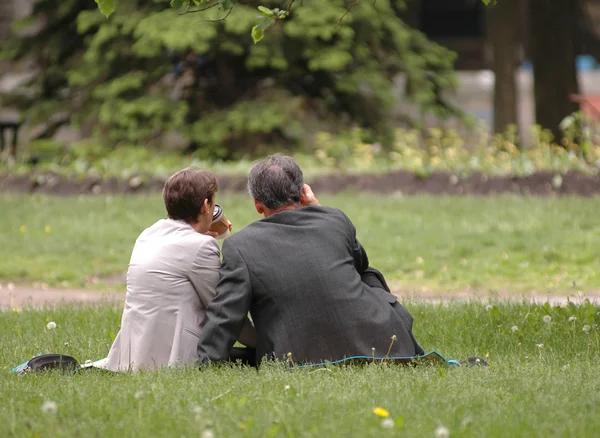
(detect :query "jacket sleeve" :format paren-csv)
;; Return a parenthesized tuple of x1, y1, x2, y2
(340, 210, 369, 274)
(187, 237, 221, 310)
(196, 238, 257, 365)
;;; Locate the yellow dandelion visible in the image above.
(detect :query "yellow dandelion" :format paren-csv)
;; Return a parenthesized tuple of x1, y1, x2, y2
(239, 424, 246, 430)
(12, 307, 21, 313)
(19, 225, 27, 233)
(373, 407, 390, 418)
(44, 225, 52, 233)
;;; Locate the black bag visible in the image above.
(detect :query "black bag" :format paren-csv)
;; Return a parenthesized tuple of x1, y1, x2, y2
(11, 354, 80, 375)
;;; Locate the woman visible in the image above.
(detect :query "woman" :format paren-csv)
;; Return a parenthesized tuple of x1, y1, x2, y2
(100, 167, 256, 372)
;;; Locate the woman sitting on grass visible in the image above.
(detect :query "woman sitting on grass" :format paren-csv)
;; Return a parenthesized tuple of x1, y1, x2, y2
(98, 167, 256, 372)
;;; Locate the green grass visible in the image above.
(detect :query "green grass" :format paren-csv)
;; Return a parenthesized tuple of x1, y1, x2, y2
(2, 300, 599, 437)
(1, 194, 599, 293)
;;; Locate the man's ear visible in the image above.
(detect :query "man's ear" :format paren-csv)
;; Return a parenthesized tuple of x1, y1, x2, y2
(254, 199, 265, 215)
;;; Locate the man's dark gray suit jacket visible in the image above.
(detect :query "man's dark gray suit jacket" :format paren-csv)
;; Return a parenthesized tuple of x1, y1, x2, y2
(197, 206, 423, 365)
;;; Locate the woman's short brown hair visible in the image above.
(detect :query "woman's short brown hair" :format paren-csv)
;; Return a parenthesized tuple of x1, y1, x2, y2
(162, 167, 218, 223)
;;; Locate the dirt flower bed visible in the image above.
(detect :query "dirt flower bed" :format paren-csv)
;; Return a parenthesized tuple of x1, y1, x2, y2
(1, 170, 600, 196)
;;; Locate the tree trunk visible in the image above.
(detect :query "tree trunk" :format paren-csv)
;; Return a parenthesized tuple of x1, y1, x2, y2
(529, 0, 580, 143)
(486, 0, 520, 136)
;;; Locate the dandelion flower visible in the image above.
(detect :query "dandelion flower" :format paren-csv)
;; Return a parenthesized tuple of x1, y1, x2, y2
(583, 325, 591, 333)
(543, 315, 552, 323)
(134, 391, 144, 400)
(511, 326, 518, 333)
(44, 225, 52, 233)
(536, 343, 544, 349)
(485, 305, 493, 312)
(373, 407, 390, 418)
(435, 425, 450, 438)
(381, 418, 395, 429)
(12, 308, 21, 313)
(41, 400, 57, 414)
(568, 316, 577, 322)
(46, 321, 57, 330)
(19, 225, 27, 233)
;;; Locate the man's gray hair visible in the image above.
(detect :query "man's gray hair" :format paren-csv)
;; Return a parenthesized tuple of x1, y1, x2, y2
(248, 153, 304, 210)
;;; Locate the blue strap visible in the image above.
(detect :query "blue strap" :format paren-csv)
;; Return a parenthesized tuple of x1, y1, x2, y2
(294, 350, 461, 369)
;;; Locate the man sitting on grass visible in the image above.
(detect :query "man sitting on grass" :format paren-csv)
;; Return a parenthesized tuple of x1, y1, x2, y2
(196, 153, 425, 366)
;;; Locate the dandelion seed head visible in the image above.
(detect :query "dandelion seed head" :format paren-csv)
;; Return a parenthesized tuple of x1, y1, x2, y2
(41, 400, 57, 414)
(543, 315, 552, 323)
(134, 391, 144, 400)
(536, 343, 544, 349)
(391, 335, 397, 341)
(485, 305, 493, 312)
(435, 425, 450, 438)
(583, 325, 591, 333)
(202, 430, 215, 438)
(381, 418, 395, 429)
(193, 406, 203, 416)
(568, 316, 577, 322)
(511, 326, 518, 333)
(46, 321, 56, 330)
(284, 385, 290, 391)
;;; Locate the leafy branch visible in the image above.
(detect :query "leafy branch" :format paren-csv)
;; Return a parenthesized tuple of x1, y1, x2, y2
(95, 0, 496, 42)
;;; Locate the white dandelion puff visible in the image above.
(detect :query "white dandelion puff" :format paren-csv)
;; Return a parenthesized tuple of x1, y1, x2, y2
(202, 430, 215, 438)
(41, 400, 58, 414)
(485, 305, 493, 312)
(46, 321, 57, 330)
(583, 325, 591, 333)
(134, 391, 144, 400)
(568, 316, 577, 322)
(435, 425, 450, 438)
(381, 418, 395, 429)
(511, 326, 518, 333)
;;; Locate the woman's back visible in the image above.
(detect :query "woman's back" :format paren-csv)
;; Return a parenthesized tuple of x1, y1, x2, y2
(104, 219, 221, 372)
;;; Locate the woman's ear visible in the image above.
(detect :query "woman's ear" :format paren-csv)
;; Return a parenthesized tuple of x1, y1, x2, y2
(200, 198, 210, 215)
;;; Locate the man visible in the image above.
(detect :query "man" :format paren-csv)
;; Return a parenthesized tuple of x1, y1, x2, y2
(197, 154, 424, 366)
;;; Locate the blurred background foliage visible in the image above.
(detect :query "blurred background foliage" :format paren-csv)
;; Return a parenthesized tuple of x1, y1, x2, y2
(0, 0, 462, 162)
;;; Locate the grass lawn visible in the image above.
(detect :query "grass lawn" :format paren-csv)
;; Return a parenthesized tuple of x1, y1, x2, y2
(1, 193, 599, 293)
(1, 300, 599, 437)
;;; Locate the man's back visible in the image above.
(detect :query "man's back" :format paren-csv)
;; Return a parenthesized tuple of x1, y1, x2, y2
(200, 206, 420, 364)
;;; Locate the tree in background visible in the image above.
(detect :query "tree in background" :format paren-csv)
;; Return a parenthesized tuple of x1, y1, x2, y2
(529, 0, 580, 143)
(2, 0, 461, 159)
(486, 0, 519, 137)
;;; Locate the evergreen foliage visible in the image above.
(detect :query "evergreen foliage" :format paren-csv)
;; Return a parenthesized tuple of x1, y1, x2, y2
(4, 0, 460, 159)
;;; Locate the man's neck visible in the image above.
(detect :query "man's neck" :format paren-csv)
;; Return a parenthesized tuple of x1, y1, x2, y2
(263, 203, 300, 218)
